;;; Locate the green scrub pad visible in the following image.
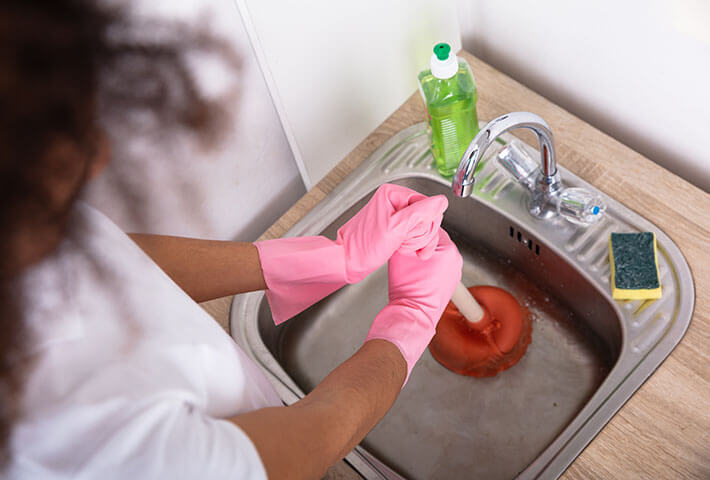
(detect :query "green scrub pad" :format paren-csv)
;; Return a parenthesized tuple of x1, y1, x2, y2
(608, 232, 662, 300)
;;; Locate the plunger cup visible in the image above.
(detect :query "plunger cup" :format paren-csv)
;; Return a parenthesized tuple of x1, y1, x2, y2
(429, 283, 532, 377)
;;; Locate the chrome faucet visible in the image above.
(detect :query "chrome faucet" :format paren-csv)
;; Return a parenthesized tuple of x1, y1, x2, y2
(452, 112, 563, 219)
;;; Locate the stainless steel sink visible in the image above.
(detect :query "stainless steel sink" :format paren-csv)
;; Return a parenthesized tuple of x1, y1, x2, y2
(230, 123, 694, 479)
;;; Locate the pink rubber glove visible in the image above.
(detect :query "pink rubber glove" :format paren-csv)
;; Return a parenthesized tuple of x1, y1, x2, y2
(335, 184, 448, 282)
(365, 228, 462, 384)
(255, 184, 448, 324)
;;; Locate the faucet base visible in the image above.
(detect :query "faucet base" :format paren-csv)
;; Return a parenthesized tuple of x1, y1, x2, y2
(529, 171, 563, 219)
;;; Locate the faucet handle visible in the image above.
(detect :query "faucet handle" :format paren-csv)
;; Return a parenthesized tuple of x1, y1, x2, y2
(498, 140, 604, 225)
(497, 139, 539, 190)
(556, 187, 606, 226)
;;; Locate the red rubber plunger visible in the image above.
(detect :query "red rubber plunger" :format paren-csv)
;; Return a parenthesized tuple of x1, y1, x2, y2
(429, 285, 532, 377)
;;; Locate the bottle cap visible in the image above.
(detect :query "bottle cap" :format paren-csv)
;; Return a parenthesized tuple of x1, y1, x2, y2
(434, 43, 451, 60)
(430, 42, 458, 79)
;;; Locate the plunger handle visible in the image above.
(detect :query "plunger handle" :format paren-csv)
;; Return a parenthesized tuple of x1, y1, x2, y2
(450, 282, 486, 324)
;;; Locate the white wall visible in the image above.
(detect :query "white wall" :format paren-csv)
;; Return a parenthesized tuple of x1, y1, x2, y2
(239, 0, 461, 187)
(458, 0, 710, 193)
(85, 0, 305, 241)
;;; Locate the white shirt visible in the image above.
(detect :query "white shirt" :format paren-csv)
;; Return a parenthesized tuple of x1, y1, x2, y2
(9, 204, 281, 479)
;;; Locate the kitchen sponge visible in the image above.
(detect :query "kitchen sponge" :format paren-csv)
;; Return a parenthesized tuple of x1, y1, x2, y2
(608, 232, 662, 300)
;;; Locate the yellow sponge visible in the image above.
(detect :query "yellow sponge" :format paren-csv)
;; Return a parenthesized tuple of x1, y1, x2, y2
(608, 232, 662, 300)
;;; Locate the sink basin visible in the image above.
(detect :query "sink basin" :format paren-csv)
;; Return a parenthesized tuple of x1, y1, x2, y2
(230, 123, 694, 479)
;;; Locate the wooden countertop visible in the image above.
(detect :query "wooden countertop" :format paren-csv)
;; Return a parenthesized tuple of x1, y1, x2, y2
(202, 50, 710, 479)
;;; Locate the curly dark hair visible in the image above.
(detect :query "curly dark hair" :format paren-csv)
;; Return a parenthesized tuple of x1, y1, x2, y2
(0, 0, 234, 467)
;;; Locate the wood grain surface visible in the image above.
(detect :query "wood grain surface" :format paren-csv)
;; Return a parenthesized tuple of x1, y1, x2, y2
(202, 50, 710, 479)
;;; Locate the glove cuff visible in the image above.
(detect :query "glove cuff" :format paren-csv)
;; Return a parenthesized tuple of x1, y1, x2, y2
(254, 236, 347, 324)
(365, 302, 436, 385)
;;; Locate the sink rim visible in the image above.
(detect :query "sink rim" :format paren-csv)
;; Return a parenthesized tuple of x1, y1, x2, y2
(230, 122, 695, 479)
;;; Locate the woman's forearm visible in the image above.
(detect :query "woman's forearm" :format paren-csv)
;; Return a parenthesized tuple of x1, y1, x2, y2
(231, 339, 406, 480)
(129, 234, 266, 302)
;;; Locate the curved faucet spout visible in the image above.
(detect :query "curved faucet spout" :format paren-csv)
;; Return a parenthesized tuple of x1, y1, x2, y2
(452, 112, 562, 219)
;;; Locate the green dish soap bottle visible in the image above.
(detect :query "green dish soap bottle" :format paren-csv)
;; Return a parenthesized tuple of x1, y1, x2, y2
(418, 43, 479, 178)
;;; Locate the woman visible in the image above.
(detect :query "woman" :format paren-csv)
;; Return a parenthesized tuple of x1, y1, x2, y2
(0, 1, 462, 479)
